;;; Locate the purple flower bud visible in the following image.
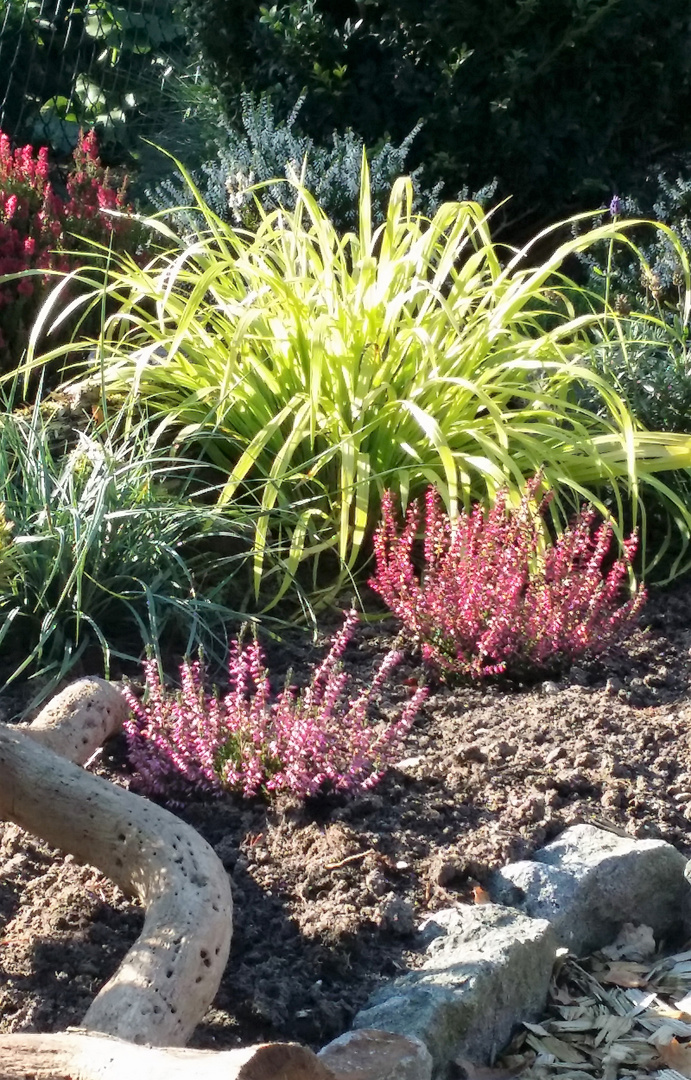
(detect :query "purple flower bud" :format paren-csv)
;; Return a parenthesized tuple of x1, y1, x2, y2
(609, 195, 622, 217)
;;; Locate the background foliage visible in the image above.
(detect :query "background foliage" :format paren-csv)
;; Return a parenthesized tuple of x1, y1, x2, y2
(0, 0, 192, 161)
(147, 91, 445, 235)
(177, 0, 691, 230)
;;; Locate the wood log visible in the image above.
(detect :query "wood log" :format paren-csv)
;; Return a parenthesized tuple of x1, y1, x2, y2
(0, 1031, 335, 1080)
(20, 677, 129, 763)
(0, 723, 233, 1046)
(0, 681, 340, 1079)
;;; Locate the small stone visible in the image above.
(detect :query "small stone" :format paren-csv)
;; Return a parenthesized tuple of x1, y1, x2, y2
(456, 744, 487, 764)
(495, 741, 518, 759)
(605, 677, 623, 694)
(541, 681, 559, 696)
(395, 756, 423, 773)
(355, 904, 557, 1073)
(569, 666, 589, 686)
(365, 870, 388, 898)
(545, 746, 566, 764)
(378, 897, 416, 936)
(489, 823, 690, 955)
(318, 1029, 433, 1080)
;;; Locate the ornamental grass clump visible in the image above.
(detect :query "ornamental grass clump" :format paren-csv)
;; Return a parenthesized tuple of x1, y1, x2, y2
(370, 477, 647, 680)
(123, 609, 427, 801)
(27, 153, 691, 601)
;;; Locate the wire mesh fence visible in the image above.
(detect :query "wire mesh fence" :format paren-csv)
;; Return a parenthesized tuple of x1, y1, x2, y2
(0, 0, 192, 159)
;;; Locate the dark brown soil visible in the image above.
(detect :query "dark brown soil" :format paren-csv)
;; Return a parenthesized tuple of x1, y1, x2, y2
(2, 583, 691, 1052)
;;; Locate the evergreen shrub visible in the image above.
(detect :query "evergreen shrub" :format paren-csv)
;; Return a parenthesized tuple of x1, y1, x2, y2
(147, 91, 445, 234)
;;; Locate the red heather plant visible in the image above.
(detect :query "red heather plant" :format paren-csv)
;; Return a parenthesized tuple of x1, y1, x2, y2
(370, 477, 647, 679)
(0, 129, 139, 367)
(122, 610, 427, 801)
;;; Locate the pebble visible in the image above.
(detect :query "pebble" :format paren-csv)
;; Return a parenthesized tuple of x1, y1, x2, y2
(394, 756, 423, 772)
(541, 681, 560, 696)
(378, 897, 416, 936)
(365, 870, 388, 897)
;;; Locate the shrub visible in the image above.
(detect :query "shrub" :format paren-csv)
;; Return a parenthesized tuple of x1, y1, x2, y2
(27, 160, 691, 604)
(147, 90, 445, 235)
(370, 477, 646, 680)
(177, 0, 691, 230)
(582, 318, 691, 436)
(0, 128, 141, 370)
(122, 608, 427, 800)
(579, 172, 691, 324)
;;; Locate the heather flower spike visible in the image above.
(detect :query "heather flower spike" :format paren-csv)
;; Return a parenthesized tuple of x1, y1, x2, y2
(370, 477, 646, 679)
(123, 612, 427, 801)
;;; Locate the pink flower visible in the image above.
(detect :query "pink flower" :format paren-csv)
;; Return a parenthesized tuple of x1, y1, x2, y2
(370, 476, 646, 680)
(123, 614, 427, 802)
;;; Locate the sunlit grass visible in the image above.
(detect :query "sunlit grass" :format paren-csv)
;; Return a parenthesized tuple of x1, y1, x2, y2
(20, 154, 691, 603)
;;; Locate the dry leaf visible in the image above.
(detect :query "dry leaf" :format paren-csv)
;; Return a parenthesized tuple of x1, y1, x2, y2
(593, 1015, 633, 1046)
(524, 1034, 588, 1063)
(649, 1024, 682, 1047)
(598, 962, 650, 988)
(660, 1037, 691, 1077)
(472, 885, 491, 905)
(600, 923, 656, 963)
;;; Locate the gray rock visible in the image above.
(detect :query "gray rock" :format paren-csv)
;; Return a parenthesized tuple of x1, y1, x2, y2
(354, 903, 557, 1076)
(318, 1028, 433, 1080)
(490, 823, 690, 955)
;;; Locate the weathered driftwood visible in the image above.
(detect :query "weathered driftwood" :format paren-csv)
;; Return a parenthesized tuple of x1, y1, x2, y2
(0, 721, 233, 1045)
(0, 680, 340, 1079)
(21, 677, 129, 763)
(0, 1031, 335, 1080)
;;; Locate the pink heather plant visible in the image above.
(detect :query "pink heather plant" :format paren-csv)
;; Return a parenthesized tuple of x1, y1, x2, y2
(369, 476, 647, 679)
(0, 128, 142, 366)
(122, 610, 427, 801)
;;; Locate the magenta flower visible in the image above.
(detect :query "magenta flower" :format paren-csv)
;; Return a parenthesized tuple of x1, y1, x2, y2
(370, 476, 646, 679)
(122, 613, 427, 801)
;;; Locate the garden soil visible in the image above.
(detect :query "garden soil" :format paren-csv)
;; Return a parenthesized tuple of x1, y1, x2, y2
(2, 583, 691, 1054)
